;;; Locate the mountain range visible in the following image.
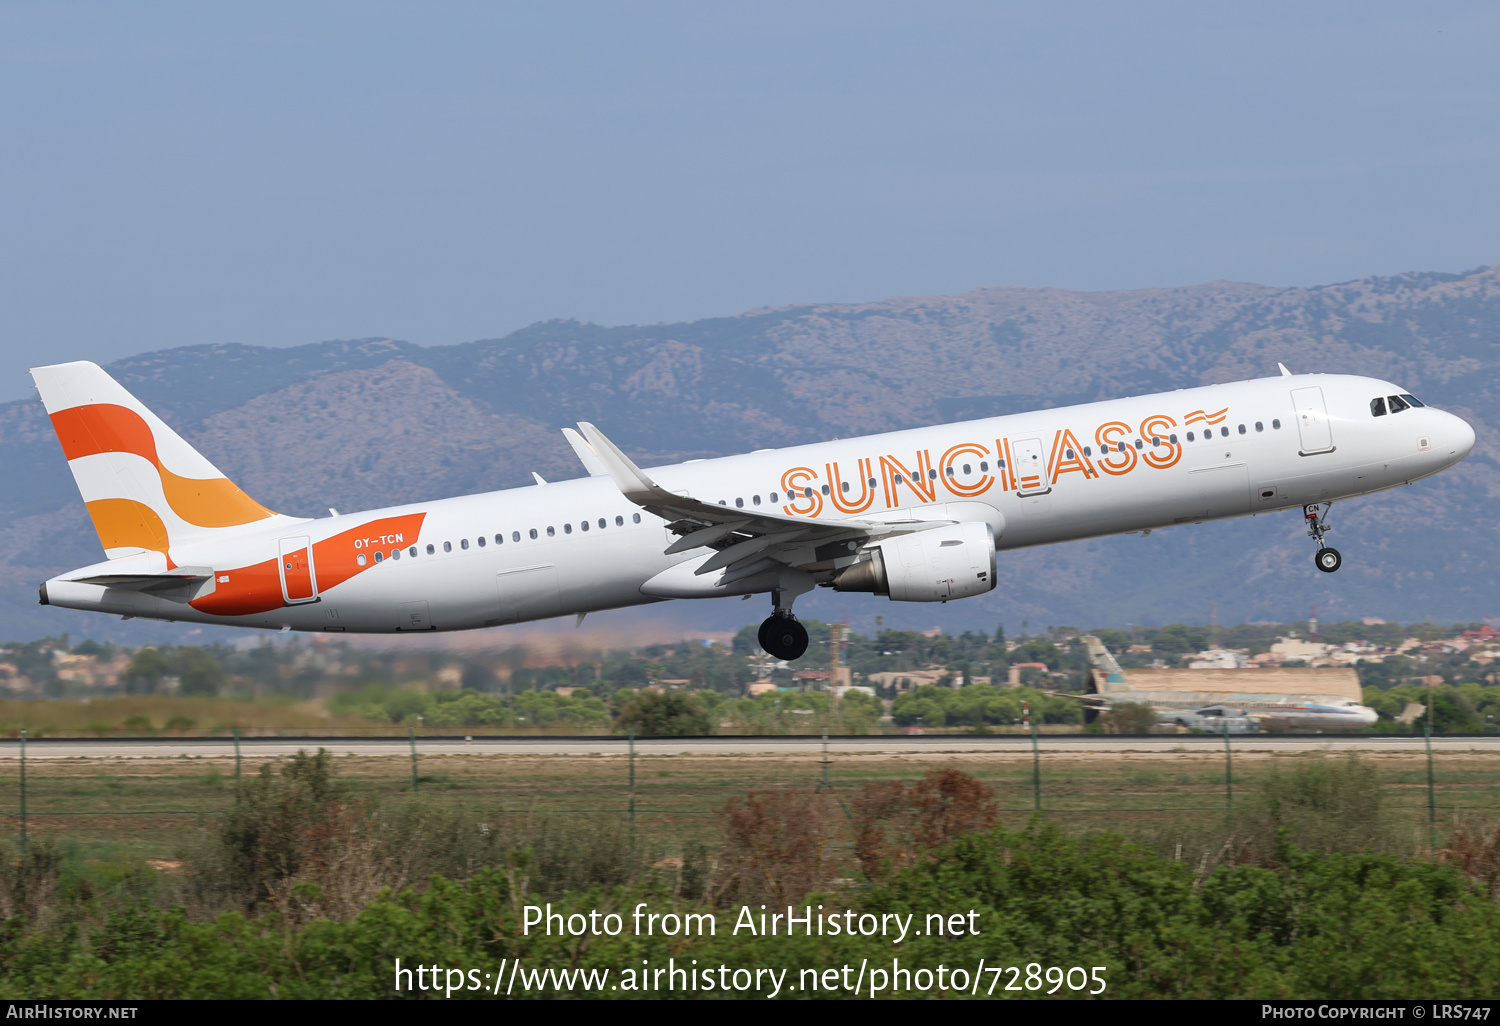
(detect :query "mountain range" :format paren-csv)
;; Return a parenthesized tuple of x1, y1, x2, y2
(2, 264, 1496, 644)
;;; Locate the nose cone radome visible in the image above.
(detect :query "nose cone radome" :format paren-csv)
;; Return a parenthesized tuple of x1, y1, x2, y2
(1449, 413, 1476, 462)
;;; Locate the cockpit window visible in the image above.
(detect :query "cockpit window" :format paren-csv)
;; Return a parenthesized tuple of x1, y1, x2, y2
(1387, 395, 1410, 414)
(1370, 397, 1386, 417)
(1401, 393, 1425, 408)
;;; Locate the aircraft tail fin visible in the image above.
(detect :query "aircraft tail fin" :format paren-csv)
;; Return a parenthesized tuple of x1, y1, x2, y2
(1080, 634, 1131, 693)
(31, 361, 281, 560)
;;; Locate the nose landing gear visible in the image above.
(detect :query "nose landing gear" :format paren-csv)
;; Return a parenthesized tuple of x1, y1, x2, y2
(1305, 503, 1342, 573)
(758, 586, 810, 661)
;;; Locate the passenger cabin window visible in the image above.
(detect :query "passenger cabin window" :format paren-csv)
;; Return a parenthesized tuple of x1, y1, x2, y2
(1387, 395, 1410, 413)
(580, 520, 589, 531)
(461, 538, 469, 549)
(1237, 424, 1246, 435)
(1371, 397, 1387, 417)
(770, 492, 779, 504)
(374, 551, 383, 563)
(477, 535, 485, 547)
(1220, 426, 1229, 437)
(563, 524, 572, 534)
(409, 546, 418, 557)
(1254, 422, 1263, 432)
(529, 529, 538, 539)
(443, 541, 452, 552)
(426, 544, 435, 555)
(753, 495, 762, 505)
(1273, 419, 1282, 429)
(735, 497, 744, 508)
(979, 462, 989, 472)
(1187, 431, 1194, 441)
(632, 513, 641, 523)
(597, 519, 606, 529)
(391, 548, 400, 559)
(495, 534, 503, 545)
(356, 554, 367, 566)
(546, 526, 556, 537)
(615, 516, 624, 526)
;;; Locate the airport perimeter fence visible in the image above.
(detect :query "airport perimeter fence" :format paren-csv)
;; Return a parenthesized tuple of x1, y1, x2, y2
(3, 727, 1499, 857)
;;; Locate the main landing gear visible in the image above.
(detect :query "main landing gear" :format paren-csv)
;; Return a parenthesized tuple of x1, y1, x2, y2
(1305, 503, 1342, 573)
(758, 587, 809, 661)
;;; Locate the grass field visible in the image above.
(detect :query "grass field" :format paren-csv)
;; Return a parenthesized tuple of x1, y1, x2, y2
(4, 748, 1497, 872)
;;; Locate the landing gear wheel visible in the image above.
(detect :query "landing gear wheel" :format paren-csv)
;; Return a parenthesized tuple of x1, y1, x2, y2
(759, 616, 809, 661)
(1315, 547, 1342, 573)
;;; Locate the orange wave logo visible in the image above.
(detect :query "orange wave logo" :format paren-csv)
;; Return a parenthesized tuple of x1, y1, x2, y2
(1184, 408, 1228, 426)
(51, 404, 276, 532)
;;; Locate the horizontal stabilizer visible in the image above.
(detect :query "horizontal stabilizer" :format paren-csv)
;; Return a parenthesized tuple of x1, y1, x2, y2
(67, 566, 216, 604)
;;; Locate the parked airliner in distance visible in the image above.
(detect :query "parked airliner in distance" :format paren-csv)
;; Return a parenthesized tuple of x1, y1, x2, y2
(1074, 635, 1379, 732)
(32, 361, 1474, 660)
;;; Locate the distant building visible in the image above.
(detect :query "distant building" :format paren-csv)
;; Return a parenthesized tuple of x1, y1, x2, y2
(1007, 662, 1049, 686)
(867, 669, 946, 692)
(1123, 666, 1363, 703)
(1271, 638, 1327, 661)
(1188, 648, 1247, 669)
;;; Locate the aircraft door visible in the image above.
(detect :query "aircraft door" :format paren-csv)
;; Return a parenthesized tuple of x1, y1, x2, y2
(1008, 437, 1049, 495)
(1290, 387, 1335, 454)
(278, 537, 317, 604)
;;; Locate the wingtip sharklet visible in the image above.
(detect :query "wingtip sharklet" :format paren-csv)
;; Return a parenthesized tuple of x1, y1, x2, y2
(561, 427, 610, 477)
(576, 422, 665, 502)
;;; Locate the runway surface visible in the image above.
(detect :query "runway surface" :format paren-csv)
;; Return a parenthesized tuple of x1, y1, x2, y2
(3, 734, 1498, 759)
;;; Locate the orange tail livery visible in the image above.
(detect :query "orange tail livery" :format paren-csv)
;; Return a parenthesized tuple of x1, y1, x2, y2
(32, 361, 292, 560)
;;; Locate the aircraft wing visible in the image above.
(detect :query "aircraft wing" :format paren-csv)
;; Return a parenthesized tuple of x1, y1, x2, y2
(576, 422, 949, 583)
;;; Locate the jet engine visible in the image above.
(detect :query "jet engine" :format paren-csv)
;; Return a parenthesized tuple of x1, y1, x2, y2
(832, 522, 996, 602)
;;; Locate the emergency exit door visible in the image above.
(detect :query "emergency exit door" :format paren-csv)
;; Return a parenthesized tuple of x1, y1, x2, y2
(1290, 386, 1335, 455)
(278, 537, 317, 604)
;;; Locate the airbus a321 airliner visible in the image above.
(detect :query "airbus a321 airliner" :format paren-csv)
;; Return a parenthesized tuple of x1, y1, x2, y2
(32, 361, 1474, 660)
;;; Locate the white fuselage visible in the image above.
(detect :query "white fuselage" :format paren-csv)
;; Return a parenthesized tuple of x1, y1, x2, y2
(42, 372, 1475, 633)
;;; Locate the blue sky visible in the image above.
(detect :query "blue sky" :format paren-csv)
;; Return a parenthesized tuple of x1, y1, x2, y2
(2, 2, 1497, 401)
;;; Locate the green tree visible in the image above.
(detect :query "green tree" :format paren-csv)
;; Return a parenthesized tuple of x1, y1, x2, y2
(122, 647, 168, 695)
(175, 647, 225, 697)
(614, 689, 713, 736)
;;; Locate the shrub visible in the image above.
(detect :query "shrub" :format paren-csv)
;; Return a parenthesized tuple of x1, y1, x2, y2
(1101, 701, 1157, 734)
(720, 788, 833, 903)
(210, 748, 339, 907)
(615, 689, 712, 736)
(1439, 819, 1500, 899)
(853, 768, 998, 878)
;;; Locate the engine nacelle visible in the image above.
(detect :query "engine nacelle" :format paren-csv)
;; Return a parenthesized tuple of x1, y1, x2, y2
(832, 522, 996, 602)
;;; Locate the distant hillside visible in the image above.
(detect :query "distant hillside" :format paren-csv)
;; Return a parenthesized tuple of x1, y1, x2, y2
(2, 265, 1496, 642)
